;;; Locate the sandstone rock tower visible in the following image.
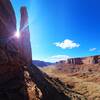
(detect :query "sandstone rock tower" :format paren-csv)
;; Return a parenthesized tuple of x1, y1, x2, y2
(0, 1, 36, 99)
(20, 7, 32, 66)
(0, 0, 32, 84)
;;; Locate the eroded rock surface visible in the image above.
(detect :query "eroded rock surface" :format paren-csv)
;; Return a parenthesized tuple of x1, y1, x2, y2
(0, 0, 39, 99)
(0, 0, 16, 37)
(0, 0, 20, 84)
(19, 7, 32, 66)
(67, 55, 100, 65)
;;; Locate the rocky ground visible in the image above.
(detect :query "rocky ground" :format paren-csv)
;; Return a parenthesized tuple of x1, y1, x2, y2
(41, 63, 100, 100)
(0, 64, 88, 100)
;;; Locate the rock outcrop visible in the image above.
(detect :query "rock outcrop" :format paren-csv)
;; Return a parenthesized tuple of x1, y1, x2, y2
(0, 1, 42, 99)
(67, 55, 100, 65)
(0, 0, 21, 84)
(0, 0, 16, 37)
(19, 7, 32, 66)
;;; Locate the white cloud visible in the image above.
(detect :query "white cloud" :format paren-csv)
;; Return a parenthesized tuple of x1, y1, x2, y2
(89, 48, 96, 51)
(54, 39, 80, 49)
(45, 55, 71, 62)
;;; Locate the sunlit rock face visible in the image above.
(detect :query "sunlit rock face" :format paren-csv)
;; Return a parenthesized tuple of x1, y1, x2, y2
(67, 58, 83, 65)
(19, 7, 32, 66)
(67, 55, 100, 65)
(82, 55, 100, 64)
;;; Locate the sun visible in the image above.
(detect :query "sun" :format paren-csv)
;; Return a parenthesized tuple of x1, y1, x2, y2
(15, 30, 20, 38)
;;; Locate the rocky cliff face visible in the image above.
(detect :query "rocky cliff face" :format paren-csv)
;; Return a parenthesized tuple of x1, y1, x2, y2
(0, 0, 16, 37)
(0, 1, 41, 99)
(0, 0, 32, 84)
(67, 55, 100, 65)
(0, 0, 21, 84)
(19, 7, 32, 66)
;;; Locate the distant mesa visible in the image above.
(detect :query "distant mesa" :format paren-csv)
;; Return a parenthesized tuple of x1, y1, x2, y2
(32, 60, 53, 67)
(33, 55, 100, 67)
(67, 55, 100, 65)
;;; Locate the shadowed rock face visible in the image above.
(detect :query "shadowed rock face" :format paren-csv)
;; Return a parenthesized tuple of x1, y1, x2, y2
(0, 0, 20, 84)
(0, 1, 41, 100)
(0, 1, 32, 84)
(20, 7, 32, 66)
(0, 0, 16, 37)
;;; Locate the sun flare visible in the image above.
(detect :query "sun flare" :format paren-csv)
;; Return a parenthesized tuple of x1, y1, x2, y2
(15, 30, 20, 38)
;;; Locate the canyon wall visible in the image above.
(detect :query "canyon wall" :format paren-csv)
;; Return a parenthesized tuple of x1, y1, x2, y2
(0, 0, 32, 84)
(67, 55, 100, 65)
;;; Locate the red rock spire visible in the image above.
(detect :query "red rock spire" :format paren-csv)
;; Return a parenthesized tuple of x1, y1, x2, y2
(20, 6, 32, 66)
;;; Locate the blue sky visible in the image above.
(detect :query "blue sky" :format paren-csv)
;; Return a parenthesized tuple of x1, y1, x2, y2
(11, 0, 100, 62)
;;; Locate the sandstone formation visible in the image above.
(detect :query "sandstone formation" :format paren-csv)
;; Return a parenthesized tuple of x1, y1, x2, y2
(0, 0, 39, 99)
(19, 7, 32, 66)
(0, 1, 87, 100)
(0, 0, 21, 84)
(0, 0, 16, 37)
(67, 55, 100, 65)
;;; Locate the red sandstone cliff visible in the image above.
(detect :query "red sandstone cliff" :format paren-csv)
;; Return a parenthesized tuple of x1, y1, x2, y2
(0, 1, 41, 99)
(0, 0, 20, 84)
(19, 7, 32, 66)
(67, 55, 100, 65)
(0, 0, 16, 37)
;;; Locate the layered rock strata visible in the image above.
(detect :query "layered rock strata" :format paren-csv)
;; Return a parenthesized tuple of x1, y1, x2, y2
(67, 55, 100, 65)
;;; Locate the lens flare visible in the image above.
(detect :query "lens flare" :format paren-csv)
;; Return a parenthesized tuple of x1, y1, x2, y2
(15, 30, 20, 38)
